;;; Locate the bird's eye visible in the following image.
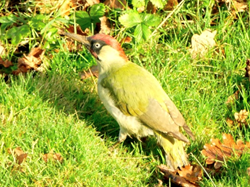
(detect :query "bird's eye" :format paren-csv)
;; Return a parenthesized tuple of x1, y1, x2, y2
(94, 43, 101, 48)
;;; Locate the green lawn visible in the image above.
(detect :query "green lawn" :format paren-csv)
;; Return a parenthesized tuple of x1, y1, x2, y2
(0, 1, 250, 186)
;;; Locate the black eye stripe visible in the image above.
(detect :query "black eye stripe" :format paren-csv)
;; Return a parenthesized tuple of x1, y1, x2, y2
(90, 39, 107, 55)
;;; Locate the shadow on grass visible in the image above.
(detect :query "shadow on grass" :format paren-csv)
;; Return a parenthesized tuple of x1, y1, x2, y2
(12, 69, 163, 185)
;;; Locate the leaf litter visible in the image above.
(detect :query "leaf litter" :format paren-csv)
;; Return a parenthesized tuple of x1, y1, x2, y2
(158, 164, 202, 187)
(159, 133, 250, 186)
(190, 29, 217, 59)
(201, 133, 250, 169)
(43, 151, 63, 163)
(13, 47, 45, 75)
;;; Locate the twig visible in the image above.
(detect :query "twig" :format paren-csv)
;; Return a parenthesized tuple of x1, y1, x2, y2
(149, 0, 185, 39)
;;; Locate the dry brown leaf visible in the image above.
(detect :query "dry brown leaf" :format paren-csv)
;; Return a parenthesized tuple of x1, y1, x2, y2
(137, 6, 145, 13)
(146, 1, 157, 14)
(201, 133, 250, 169)
(158, 164, 202, 187)
(36, 0, 92, 16)
(64, 40, 83, 52)
(104, 0, 127, 9)
(190, 29, 217, 59)
(234, 109, 249, 124)
(99, 16, 111, 35)
(43, 152, 63, 163)
(232, 0, 248, 12)
(245, 59, 250, 82)
(67, 25, 88, 36)
(0, 57, 13, 68)
(178, 165, 203, 183)
(120, 36, 132, 43)
(226, 118, 234, 127)
(164, 0, 178, 11)
(36, 0, 66, 14)
(215, 0, 248, 13)
(225, 90, 239, 104)
(8, 147, 28, 165)
(80, 65, 99, 79)
(13, 47, 45, 75)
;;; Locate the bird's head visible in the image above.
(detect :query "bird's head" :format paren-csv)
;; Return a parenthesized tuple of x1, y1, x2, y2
(63, 33, 128, 72)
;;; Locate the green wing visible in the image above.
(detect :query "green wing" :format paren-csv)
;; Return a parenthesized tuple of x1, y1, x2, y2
(101, 62, 194, 142)
(101, 62, 166, 116)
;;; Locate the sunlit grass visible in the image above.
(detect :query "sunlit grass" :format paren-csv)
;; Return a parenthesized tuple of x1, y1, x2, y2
(0, 1, 250, 186)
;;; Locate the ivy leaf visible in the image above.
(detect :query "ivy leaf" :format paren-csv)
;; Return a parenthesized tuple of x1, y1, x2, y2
(119, 11, 142, 28)
(89, 3, 105, 24)
(75, 11, 91, 30)
(141, 14, 161, 26)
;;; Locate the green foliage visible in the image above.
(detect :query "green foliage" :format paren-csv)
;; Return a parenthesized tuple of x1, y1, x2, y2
(119, 11, 161, 41)
(0, 13, 60, 46)
(132, 0, 145, 8)
(73, 3, 105, 31)
(131, 0, 167, 8)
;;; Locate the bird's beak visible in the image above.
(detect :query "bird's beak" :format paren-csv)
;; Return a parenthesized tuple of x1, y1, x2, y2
(61, 32, 91, 50)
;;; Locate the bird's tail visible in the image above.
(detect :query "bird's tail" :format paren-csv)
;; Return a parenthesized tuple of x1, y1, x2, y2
(156, 132, 189, 169)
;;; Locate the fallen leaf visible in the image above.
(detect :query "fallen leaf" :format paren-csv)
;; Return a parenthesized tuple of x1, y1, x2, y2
(59, 0, 72, 17)
(225, 90, 239, 104)
(43, 152, 63, 163)
(80, 65, 99, 79)
(164, 0, 178, 11)
(245, 59, 250, 82)
(234, 109, 248, 124)
(247, 167, 250, 176)
(158, 164, 201, 187)
(146, 1, 157, 14)
(120, 36, 132, 43)
(36, 0, 91, 16)
(104, 0, 127, 9)
(64, 40, 83, 52)
(190, 29, 217, 59)
(137, 6, 145, 13)
(178, 164, 203, 183)
(13, 47, 45, 75)
(215, 0, 248, 13)
(226, 118, 234, 127)
(0, 57, 13, 68)
(8, 147, 28, 164)
(201, 133, 250, 169)
(66, 25, 88, 36)
(99, 16, 111, 35)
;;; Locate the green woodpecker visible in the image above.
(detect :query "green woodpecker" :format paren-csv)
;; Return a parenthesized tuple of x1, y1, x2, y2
(63, 32, 195, 169)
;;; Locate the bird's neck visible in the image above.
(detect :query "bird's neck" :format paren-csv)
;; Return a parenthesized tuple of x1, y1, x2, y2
(96, 46, 128, 78)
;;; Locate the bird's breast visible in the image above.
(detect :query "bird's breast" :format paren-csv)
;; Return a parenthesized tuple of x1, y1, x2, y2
(97, 81, 154, 138)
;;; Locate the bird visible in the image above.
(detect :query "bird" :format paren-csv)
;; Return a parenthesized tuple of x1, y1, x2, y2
(62, 32, 195, 169)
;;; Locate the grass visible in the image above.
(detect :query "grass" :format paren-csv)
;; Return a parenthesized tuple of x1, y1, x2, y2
(1, 1, 250, 186)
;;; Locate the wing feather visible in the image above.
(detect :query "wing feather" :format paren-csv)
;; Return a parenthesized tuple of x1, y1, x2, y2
(101, 62, 194, 142)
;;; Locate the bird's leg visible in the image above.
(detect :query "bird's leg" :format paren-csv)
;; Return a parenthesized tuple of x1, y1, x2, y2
(109, 128, 128, 151)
